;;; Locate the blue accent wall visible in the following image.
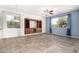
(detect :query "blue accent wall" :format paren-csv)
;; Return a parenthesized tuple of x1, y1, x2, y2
(71, 10, 79, 36)
(46, 17, 51, 33)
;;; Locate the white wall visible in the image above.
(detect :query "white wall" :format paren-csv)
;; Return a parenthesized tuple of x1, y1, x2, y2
(0, 15, 3, 29)
(0, 30, 3, 39)
(20, 12, 46, 36)
(0, 8, 46, 39)
(42, 17, 46, 33)
(3, 28, 20, 38)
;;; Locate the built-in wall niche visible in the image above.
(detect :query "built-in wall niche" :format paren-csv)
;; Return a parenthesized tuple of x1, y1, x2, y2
(24, 18, 42, 34)
(30, 21, 37, 28)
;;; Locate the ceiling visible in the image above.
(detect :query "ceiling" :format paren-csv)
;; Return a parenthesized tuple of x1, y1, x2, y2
(0, 5, 79, 17)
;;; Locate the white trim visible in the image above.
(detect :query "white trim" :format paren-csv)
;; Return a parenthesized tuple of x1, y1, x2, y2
(52, 33, 79, 39)
(25, 32, 44, 36)
(1, 33, 79, 40)
(70, 36, 79, 39)
(0, 32, 44, 39)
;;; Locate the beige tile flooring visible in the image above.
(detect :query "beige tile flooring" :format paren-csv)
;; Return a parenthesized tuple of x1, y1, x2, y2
(0, 33, 79, 53)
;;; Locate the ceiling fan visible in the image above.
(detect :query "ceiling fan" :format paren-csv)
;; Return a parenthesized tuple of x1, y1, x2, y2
(42, 9, 54, 16)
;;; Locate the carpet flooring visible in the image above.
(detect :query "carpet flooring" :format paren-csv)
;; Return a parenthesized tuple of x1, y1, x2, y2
(0, 33, 79, 53)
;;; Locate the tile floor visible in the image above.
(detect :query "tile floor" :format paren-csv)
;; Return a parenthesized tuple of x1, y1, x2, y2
(0, 33, 79, 53)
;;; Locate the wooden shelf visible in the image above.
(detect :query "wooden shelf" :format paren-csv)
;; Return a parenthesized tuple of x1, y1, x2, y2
(24, 18, 42, 34)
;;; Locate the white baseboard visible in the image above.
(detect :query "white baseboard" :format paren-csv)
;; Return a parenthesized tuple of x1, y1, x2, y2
(1, 32, 79, 39)
(52, 33, 79, 39)
(70, 36, 79, 39)
(0, 32, 45, 39)
(25, 32, 44, 36)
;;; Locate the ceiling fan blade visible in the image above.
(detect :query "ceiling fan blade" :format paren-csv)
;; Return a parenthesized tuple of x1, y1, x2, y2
(49, 12, 53, 14)
(49, 10, 53, 12)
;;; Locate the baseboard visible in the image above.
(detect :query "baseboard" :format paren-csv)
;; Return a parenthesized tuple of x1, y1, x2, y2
(1, 33, 79, 39)
(0, 32, 45, 40)
(52, 33, 79, 39)
(52, 33, 69, 37)
(70, 36, 79, 39)
(25, 32, 45, 36)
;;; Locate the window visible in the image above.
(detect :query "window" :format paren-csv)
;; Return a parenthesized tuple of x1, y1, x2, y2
(51, 16, 68, 28)
(7, 15, 20, 28)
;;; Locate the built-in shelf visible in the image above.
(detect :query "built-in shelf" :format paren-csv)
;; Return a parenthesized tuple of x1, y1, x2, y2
(24, 18, 42, 34)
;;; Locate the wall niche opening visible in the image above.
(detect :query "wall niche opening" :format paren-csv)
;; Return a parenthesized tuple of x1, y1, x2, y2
(24, 18, 42, 34)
